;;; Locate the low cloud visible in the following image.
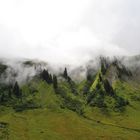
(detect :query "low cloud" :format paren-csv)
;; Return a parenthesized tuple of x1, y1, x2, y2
(0, 0, 139, 66)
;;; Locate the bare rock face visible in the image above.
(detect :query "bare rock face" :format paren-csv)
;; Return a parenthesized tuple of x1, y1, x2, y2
(105, 65, 119, 85)
(99, 57, 132, 86)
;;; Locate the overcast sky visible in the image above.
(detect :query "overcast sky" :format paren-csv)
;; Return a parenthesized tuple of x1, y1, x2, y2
(0, 0, 140, 65)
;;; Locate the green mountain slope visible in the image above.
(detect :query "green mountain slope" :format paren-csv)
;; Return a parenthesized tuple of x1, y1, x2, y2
(0, 58, 140, 140)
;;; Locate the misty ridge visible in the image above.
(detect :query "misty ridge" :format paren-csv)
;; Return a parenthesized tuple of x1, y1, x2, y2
(0, 0, 140, 86)
(0, 54, 140, 85)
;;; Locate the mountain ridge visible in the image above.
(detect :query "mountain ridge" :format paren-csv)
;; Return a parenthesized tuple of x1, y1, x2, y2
(0, 56, 140, 139)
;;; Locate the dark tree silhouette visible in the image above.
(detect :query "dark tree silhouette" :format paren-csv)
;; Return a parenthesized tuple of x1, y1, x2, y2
(87, 74, 92, 81)
(101, 62, 106, 75)
(103, 79, 114, 96)
(63, 68, 68, 79)
(99, 73, 102, 82)
(53, 75, 58, 89)
(41, 69, 53, 84)
(100, 57, 109, 75)
(67, 76, 71, 83)
(13, 81, 22, 98)
(41, 70, 48, 81)
(49, 74, 53, 84)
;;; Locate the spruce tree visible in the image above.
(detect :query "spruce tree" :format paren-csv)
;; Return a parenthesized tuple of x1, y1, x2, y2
(41, 69, 50, 84)
(13, 81, 22, 98)
(49, 74, 53, 84)
(53, 75, 58, 89)
(63, 68, 68, 79)
(101, 63, 106, 75)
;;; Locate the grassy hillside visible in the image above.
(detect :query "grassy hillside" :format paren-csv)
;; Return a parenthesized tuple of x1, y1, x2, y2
(0, 58, 140, 140)
(0, 104, 140, 140)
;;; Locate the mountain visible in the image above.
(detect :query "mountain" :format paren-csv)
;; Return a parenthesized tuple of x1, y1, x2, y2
(0, 57, 140, 140)
(122, 55, 140, 83)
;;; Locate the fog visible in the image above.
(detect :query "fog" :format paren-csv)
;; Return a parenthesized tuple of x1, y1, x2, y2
(0, 0, 140, 66)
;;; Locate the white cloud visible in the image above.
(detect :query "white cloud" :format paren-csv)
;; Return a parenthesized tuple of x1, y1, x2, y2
(0, 0, 139, 66)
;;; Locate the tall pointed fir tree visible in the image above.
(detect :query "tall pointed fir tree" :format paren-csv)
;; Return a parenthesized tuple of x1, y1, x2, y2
(63, 67, 68, 79)
(13, 81, 22, 98)
(53, 75, 58, 89)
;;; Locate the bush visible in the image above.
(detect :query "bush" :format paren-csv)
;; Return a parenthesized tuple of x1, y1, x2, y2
(115, 96, 129, 108)
(13, 99, 40, 112)
(87, 88, 106, 108)
(62, 96, 84, 115)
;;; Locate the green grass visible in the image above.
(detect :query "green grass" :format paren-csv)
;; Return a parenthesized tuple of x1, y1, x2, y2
(21, 79, 61, 110)
(0, 75, 140, 139)
(0, 107, 140, 140)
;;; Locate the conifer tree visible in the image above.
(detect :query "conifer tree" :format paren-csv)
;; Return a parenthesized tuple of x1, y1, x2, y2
(41, 69, 52, 84)
(13, 81, 22, 98)
(63, 68, 68, 79)
(49, 74, 53, 84)
(53, 75, 58, 89)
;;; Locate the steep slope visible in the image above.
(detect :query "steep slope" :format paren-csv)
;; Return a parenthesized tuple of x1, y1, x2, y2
(85, 59, 132, 111)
